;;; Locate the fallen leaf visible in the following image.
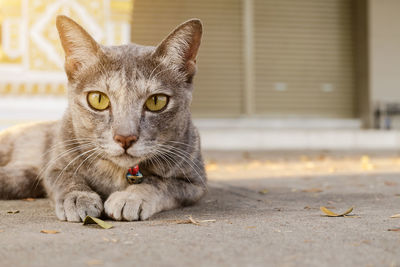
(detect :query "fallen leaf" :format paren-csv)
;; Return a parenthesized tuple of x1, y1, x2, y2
(0, 230, 4, 233)
(302, 188, 323, 193)
(259, 189, 269, 194)
(388, 228, 400, 232)
(40, 230, 60, 234)
(188, 216, 200, 226)
(156, 216, 216, 226)
(390, 214, 400, 218)
(320, 206, 354, 217)
(246, 226, 256, 229)
(83, 216, 113, 229)
(87, 259, 103, 266)
(186, 216, 215, 225)
(384, 181, 398, 186)
(23, 198, 35, 202)
(7, 210, 19, 214)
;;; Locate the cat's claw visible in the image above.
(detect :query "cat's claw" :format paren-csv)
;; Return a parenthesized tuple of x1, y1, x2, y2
(104, 191, 159, 221)
(55, 191, 103, 222)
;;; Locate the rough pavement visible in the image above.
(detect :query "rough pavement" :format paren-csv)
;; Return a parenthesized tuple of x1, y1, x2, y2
(1, 155, 400, 267)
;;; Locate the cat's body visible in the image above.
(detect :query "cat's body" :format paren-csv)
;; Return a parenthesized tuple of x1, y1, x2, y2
(0, 16, 207, 221)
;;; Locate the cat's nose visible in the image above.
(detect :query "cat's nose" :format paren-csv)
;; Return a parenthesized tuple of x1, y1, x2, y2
(114, 134, 138, 150)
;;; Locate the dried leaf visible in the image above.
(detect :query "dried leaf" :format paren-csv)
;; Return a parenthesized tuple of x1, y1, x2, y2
(7, 210, 19, 214)
(302, 188, 323, 193)
(390, 214, 400, 218)
(320, 206, 353, 217)
(83, 216, 113, 229)
(259, 189, 269, 194)
(188, 216, 200, 225)
(23, 198, 35, 202)
(0, 229, 4, 233)
(388, 228, 400, 232)
(172, 219, 192, 225)
(200, 219, 217, 223)
(40, 230, 60, 234)
(157, 216, 216, 226)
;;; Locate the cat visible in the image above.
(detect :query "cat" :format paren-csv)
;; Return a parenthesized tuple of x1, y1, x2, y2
(0, 15, 207, 222)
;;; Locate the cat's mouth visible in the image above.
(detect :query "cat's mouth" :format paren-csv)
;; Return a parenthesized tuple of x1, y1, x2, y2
(108, 151, 142, 168)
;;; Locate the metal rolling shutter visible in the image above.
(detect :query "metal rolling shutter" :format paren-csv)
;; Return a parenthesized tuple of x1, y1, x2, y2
(254, 0, 356, 117)
(131, 0, 244, 117)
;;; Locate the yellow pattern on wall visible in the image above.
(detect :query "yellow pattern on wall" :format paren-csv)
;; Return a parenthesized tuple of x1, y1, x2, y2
(0, 0, 133, 95)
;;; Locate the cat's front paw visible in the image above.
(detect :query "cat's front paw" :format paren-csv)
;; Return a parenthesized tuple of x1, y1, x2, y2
(104, 190, 160, 221)
(56, 191, 103, 222)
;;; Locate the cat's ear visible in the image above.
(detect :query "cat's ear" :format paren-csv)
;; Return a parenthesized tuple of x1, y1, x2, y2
(153, 19, 202, 83)
(56, 15, 100, 78)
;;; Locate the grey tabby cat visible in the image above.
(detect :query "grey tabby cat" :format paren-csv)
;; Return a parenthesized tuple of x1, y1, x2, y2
(0, 15, 207, 222)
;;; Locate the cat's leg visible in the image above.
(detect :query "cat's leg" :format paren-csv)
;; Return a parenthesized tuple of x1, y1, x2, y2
(0, 165, 46, 199)
(46, 169, 103, 222)
(104, 177, 206, 221)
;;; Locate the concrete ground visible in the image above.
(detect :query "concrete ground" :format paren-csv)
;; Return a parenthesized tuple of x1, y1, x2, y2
(1, 153, 400, 267)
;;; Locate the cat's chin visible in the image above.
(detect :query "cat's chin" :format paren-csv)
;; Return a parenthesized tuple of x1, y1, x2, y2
(108, 154, 141, 168)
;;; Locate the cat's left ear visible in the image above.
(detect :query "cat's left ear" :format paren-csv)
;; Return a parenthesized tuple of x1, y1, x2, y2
(153, 19, 202, 83)
(56, 15, 101, 79)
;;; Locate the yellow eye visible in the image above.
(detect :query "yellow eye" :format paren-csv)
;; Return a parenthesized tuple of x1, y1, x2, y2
(87, 91, 110, 111)
(145, 94, 169, 112)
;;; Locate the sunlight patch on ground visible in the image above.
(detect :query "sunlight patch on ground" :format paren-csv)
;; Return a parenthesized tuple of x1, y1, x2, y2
(206, 154, 400, 180)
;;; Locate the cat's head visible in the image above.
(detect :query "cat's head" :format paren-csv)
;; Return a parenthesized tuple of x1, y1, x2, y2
(56, 16, 202, 168)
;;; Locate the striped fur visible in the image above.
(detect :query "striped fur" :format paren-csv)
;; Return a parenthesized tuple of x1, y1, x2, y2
(0, 16, 207, 222)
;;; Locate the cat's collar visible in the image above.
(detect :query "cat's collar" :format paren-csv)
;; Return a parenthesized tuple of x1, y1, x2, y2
(126, 165, 143, 184)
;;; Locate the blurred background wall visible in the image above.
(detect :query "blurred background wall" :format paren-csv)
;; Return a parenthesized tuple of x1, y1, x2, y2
(0, 0, 400, 131)
(132, 0, 357, 119)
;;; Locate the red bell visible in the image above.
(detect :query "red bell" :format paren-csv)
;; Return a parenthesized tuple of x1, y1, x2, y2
(128, 165, 140, 175)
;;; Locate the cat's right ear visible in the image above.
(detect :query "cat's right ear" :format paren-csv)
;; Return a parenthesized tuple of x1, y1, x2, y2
(153, 19, 202, 83)
(56, 15, 100, 79)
